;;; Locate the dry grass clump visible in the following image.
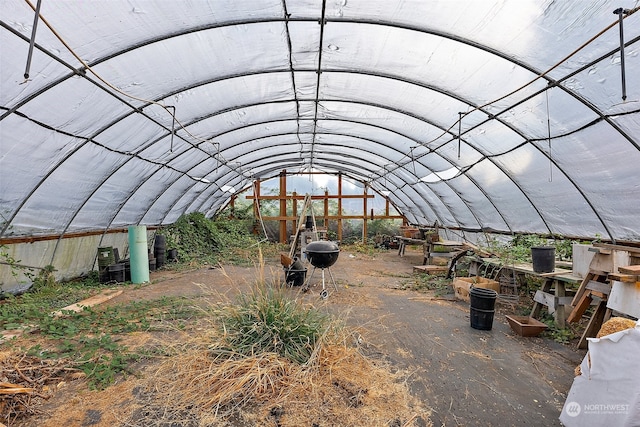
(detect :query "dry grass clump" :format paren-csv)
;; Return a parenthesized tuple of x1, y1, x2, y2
(145, 283, 429, 426)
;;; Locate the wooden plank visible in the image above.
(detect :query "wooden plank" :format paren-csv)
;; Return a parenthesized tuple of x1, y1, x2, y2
(430, 252, 456, 258)
(567, 291, 592, 323)
(534, 291, 557, 314)
(461, 241, 493, 257)
(557, 296, 574, 305)
(618, 265, 640, 274)
(571, 272, 594, 306)
(594, 242, 640, 255)
(608, 273, 638, 283)
(413, 265, 448, 274)
(585, 280, 611, 295)
(577, 300, 608, 349)
(51, 289, 123, 317)
(588, 247, 611, 255)
(539, 270, 570, 277)
(3, 289, 124, 340)
(530, 278, 554, 319)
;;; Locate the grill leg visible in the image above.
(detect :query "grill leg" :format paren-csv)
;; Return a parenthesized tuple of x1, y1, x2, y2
(302, 266, 317, 292)
(327, 267, 338, 292)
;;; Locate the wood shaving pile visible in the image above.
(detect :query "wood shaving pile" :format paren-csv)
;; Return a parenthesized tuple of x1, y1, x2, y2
(574, 317, 637, 377)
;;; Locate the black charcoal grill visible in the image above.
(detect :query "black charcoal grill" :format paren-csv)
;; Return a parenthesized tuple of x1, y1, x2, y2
(303, 241, 340, 299)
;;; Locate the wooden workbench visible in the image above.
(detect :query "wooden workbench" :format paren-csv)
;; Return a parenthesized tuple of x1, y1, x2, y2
(470, 257, 582, 328)
(396, 237, 465, 262)
(396, 236, 426, 257)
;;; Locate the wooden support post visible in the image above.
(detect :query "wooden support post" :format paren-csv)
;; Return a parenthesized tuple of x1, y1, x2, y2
(555, 281, 566, 329)
(337, 173, 343, 242)
(279, 171, 287, 243)
(253, 178, 261, 236)
(292, 191, 298, 238)
(323, 189, 329, 230)
(362, 184, 368, 242)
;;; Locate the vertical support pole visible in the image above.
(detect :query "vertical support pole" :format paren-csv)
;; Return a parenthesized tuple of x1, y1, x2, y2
(253, 178, 261, 236)
(279, 171, 287, 244)
(292, 191, 298, 240)
(24, 0, 43, 80)
(613, 8, 628, 101)
(337, 173, 343, 242)
(323, 189, 329, 235)
(362, 184, 368, 243)
(229, 195, 236, 218)
(385, 198, 390, 216)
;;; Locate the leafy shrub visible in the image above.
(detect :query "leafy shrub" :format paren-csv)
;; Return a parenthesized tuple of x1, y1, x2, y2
(162, 212, 255, 264)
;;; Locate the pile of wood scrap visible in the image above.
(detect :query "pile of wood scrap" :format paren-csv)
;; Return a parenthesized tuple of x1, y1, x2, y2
(1, 353, 83, 425)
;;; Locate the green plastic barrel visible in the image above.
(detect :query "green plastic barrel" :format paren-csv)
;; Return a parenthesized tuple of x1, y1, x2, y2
(128, 225, 149, 283)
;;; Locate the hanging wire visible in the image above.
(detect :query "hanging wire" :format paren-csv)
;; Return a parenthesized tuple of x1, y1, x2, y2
(417, 6, 639, 149)
(167, 105, 176, 152)
(409, 146, 417, 176)
(457, 112, 463, 159)
(546, 90, 553, 182)
(21, 0, 227, 162)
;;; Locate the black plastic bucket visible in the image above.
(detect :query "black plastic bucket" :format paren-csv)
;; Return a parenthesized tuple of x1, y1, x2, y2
(470, 287, 498, 310)
(97, 247, 115, 283)
(284, 267, 307, 287)
(470, 307, 496, 331)
(124, 259, 131, 281)
(154, 235, 166, 268)
(470, 287, 497, 330)
(531, 246, 555, 273)
(108, 263, 125, 282)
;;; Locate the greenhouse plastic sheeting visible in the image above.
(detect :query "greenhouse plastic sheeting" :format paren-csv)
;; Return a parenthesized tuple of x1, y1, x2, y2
(1, 0, 640, 242)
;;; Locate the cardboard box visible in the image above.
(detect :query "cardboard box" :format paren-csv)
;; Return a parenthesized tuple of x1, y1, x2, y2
(453, 276, 500, 301)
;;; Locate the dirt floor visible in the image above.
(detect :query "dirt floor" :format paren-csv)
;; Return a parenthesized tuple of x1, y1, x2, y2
(11, 245, 585, 426)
